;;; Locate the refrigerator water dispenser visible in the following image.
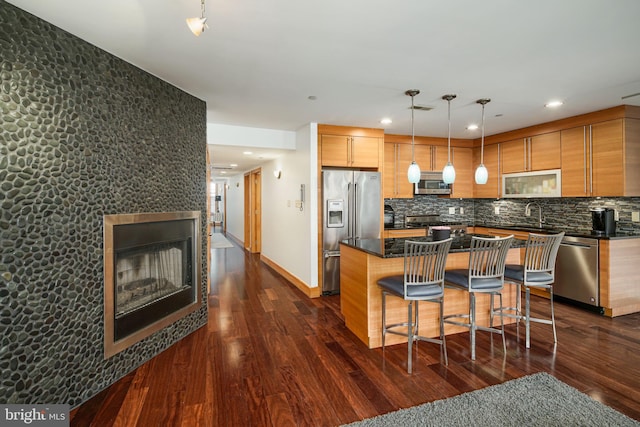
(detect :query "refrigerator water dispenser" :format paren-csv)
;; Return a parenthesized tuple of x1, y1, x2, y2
(327, 199, 344, 228)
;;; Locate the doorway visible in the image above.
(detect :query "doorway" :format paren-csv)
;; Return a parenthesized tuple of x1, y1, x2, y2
(244, 168, 262, 253)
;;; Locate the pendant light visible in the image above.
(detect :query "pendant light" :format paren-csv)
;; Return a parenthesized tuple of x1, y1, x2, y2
(186, 0, 209, 36)
(475, 98, 491, 185)
(442, 94, 457, 184)
(406, 89, 421, 184)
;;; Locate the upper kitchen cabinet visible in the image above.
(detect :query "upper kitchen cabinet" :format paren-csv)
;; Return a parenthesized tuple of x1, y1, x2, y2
(473, 143, 501, 198)
(501, 132, 561, 174)
(447, 147, 473, 198)
(319, 124, 383, 169)
(561, 118, 640, 197)
(383, 142, 413, 198)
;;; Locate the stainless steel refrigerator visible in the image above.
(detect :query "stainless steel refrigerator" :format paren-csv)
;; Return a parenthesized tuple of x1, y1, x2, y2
(322, 170, 381, 295)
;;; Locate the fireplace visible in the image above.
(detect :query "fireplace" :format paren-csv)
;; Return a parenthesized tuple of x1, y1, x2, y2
(103, 211, 201, 358)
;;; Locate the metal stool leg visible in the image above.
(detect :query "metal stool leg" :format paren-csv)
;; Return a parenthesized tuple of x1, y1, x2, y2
(525, 288, 531, 348)
(550, 289, 557, 344)
(408, 300, 414, 373)
(439, 298, 448, 365)
(470, 293, 476, 360)
(499, 292, 506, 354)
(381, 291, 386, 349)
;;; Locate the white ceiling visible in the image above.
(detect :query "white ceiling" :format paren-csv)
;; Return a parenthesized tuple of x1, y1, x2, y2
(7, 0, 640, 177)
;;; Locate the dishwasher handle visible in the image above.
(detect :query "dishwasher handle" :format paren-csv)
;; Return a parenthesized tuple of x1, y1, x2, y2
(561, 241, 596, 249)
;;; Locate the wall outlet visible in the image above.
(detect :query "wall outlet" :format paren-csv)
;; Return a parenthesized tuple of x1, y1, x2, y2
(449, 207, 456, 214)
(633, 212, 640, 222)
(494, 206, 500, 215)
(614, 210, 620, 221)
(460, 207, 464, 215)
(287, 200, 291, 207)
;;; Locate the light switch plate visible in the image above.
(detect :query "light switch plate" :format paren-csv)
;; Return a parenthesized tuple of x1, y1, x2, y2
(494, 206, 500, 215)
(633, 212, 640, 222)
(449, 207, 456, 214)
(460, 207, 464, 215)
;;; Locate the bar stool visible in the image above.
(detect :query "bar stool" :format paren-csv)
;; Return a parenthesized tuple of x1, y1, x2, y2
(443, 235, 513, 360)
(499, 232, 564, 348)
(378, 238, 453, 373)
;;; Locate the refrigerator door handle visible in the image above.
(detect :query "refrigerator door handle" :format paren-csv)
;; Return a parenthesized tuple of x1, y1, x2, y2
(353, 182, 358, 239)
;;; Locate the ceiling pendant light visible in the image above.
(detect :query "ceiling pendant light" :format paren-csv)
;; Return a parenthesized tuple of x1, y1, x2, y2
(475, 98, 491, 185)
(186, 0, 209, 36)
(442, 94, 457, 184)
(406, 89, 421, 184)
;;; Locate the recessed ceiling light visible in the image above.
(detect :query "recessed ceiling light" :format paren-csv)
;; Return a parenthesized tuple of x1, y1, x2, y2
(466, 124, 479, 131)
(230, 163, 238, 167)
(545, 100, 564, 108)
(243, 151, 253, 155)
(380, 118, 392, 125)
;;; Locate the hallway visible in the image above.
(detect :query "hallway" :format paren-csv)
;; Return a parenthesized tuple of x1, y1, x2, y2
(70, 233, 640, 425)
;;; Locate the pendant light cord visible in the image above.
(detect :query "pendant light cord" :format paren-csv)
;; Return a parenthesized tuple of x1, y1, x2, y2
(411, 94, 415, 162)
(447, 98, 452, 163)
(480, 102, 485, 164)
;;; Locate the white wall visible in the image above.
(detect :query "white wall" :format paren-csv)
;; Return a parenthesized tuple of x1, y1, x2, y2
(261, 124, 318, 288)
(208, 123, 319, 289)
(224, 176, 244, 242)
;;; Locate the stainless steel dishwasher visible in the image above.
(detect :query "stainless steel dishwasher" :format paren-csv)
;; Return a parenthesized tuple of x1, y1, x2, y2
(554, 236, 599, 306)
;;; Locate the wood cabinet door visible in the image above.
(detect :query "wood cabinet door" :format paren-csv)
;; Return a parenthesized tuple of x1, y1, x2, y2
(530, 131, 561, 171)
(450, 147, 474, 198)
(473, 143, 500, 198)
(560, 126, 589, 197)
(320, 135, 349, 167)
(383, 143, 397, 198)
(395, 144, 415, 198)
(501, 138, 527, 173)
(592, 119, 624, 196)
(433, 145, 450, 171)
(351, 136, 380, 168)
(413, 144, 433, 171)
(383, 143, 413, 198)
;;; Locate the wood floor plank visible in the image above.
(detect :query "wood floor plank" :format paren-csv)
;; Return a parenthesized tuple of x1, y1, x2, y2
(70, 234, 640, 426)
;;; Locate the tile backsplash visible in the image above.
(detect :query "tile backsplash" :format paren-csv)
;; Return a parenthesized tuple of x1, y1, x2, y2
(384, 196, 640, 234)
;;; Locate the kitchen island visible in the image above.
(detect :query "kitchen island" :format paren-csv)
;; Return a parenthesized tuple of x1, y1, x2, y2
(339, 234, 525, 349)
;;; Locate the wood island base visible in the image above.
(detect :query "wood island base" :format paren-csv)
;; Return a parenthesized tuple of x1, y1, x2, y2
(339, 243, 521, 349)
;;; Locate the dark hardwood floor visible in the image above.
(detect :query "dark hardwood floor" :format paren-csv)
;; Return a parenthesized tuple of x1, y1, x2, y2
(71, 233, 640, 426)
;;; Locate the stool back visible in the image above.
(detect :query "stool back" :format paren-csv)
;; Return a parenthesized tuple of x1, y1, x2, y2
(468, 235, 514, 287)
(522, 232, 565, 278)
(403, 238, 453, 297)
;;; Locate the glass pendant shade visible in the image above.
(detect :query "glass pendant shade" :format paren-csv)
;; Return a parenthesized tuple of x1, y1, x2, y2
(475, 164, 488, 184)
(408, 161, 421, 184)
(186, 17, 207, 36)
(442, 162, 456, 184)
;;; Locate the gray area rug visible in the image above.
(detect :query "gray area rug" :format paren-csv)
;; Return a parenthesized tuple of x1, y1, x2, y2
(211, 233, 233, 249)
(342, 372, 638, 427)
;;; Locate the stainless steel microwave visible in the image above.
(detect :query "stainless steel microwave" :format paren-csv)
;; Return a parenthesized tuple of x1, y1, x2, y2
(414, 171, 451, 195)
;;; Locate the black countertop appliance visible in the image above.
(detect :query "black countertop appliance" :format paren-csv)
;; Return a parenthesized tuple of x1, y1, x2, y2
(591, 207, 616, 236)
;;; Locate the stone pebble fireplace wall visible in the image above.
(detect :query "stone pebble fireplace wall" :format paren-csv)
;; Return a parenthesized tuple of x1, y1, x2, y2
(0, 3, 208, 407)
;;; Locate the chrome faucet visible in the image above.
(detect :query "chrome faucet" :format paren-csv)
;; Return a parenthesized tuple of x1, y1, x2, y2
(525, 202, 545, 228)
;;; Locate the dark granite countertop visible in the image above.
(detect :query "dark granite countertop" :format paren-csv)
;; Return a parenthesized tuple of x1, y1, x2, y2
(476, 224, 640, 240)
(384, 223, 640, 240)
(341, 233, 527, 259)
